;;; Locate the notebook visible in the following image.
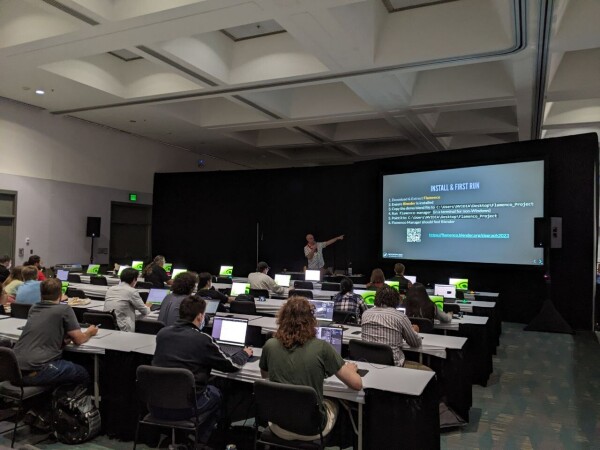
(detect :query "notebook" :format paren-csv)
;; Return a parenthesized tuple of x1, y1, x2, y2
(315, 326, 343, 354)
(131, 261, 144, 271)
(86, 264, 100, 275)
(147, 289, 169, 305)
(356, 290, 376, 306)
(57, 270, 69, 281)
(211, 317, 248, 357)
(219, 265, 234, 277)
(404, 275, 417, 284)
(171, 268, 187, 279)
(205, 299, 220, 315)
(434, 284, 456, 299)
(305, 270, 321, 282)
(274, 274, 291, 287)
(449, 278, 469, 290)
(309, 299, 335, 322)
(384, 280, 399, 291)
(163, 263, 173, 275)
(231, 282, 250, 296)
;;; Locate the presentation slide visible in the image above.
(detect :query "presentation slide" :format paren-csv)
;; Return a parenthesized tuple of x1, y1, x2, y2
(382, 161, 544, 265)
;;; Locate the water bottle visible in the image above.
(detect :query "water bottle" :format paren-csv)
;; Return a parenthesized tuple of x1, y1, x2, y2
(347, 261, 352, 276)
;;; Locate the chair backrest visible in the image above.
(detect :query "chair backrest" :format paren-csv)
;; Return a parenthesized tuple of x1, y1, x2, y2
(90, 276, 108, 286)
(332, 310, 357, 325)
(348, 339, 394, 365)
(248, 288, 269, 299)
(135, 319, 165, 335)
(10, 303, 32, 319)
(443, 304, 460, 314)
(0, 347, 23, 385)
(136, 365, 196, 411)
(139, 291, 149, 302)
(245, 325, 264, 347)
(216, 277, 232, 284)
(83, 312, 118, 330)
(321, 282, 340, 292)
(289, 289, 313, 299)
(230, 299, 257, 315)
(294, 281, 313, 290)
(136, 281, 154, 289)
(408, 317, 434, 333)
(67, 274, 81, 283)
(254, 380, 323, 437)
(66, 288, 87, 299)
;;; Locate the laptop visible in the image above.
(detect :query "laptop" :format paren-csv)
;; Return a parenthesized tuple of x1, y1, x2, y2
(316, 326, 343, 354)
(356, 289, 376, 306)
(396, 306, 406, 314)
(171, 268, 187, 279)
(449, 278, 469, 290)
(204, 299, 220, 316)
(309, 300, 334, 323)
(61, 281, 69, 295)
(211, 316, 249, 357)
(231, 282, 250, 296)
(430, 295, 444, 309)
(404, 275, 417, 284)
(117, 265, 130, 276)
(434, 284, 456, 301)
(305, 270, 321, 282)
(219, 265, 234, 277)
(86, 264, 100, 275)
(384, 280, 399, 291)
(163, 263, 173, 275)
(132, 261, 144, 271)
(147, 288, 170, 311)
(274, 274, 291, 287)
(56, 270, 69, 281)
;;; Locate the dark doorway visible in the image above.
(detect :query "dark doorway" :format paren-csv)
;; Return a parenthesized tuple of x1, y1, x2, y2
(0, 190, 17, 260)
(110, 202, 152, 266)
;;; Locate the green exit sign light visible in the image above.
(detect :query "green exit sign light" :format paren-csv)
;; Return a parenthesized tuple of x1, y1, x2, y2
(129, 193, 137, 202)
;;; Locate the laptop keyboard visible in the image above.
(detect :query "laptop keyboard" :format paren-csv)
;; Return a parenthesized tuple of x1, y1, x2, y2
(219, 343, 244, 356)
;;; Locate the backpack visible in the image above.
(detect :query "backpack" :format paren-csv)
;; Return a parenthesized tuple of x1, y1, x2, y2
(52, 384, 101, 444)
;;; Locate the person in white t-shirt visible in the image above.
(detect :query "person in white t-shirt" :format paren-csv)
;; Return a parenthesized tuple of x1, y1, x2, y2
(304, 234, 344, 271)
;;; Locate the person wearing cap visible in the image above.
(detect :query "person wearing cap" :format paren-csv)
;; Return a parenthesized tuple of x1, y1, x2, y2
(248, 262, 285, 296)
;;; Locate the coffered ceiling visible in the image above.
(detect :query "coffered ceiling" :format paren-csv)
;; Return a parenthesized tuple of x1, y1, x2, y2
(0, 0, 598, 170)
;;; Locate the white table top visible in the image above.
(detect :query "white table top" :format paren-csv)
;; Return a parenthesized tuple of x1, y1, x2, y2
(435, 315, 489, 330)
(68, 282, 150, 300)
(79, 275, 121, 286)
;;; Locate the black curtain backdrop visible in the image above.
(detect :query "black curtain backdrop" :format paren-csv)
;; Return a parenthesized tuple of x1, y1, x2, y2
(152, 133, 598, 330)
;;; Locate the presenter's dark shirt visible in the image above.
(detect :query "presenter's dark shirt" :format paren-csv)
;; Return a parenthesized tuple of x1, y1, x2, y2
(144, 265, 170, 288)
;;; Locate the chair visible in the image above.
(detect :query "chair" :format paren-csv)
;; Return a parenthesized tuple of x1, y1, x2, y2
(90, 276, 108, 286)
(134, 366, 213, 450)
(67, 273, 81, 283)
(0, 348, 53, 447)
(10, 303, 32, 319)
(139, 291, 149, 302)
(348, 340, 394, 365)
(66, 288, 87, 299)
(293, 281, 313, 290)
(246, 325, 264, 347)
(136, 281, 154, 289)
(248, 288, 269, 299)
(254, 380, 326, 449)
(230, 299, 257, 315)
(135, 319, 165, 335)
(332, 310, 357, 325)
(408, 317, 434, 333)
(83, 312, 118, 330)
(321, 282, 340, 292)
(288, 289, 313, 299)
(443, 304, 460, 314)
(216, 277, 232, 284)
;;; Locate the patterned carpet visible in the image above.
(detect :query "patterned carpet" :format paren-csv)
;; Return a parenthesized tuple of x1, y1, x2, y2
(2, 322, 598, 449)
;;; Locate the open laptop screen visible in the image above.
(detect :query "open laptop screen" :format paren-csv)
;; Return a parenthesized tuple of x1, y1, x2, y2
(274, 274, 291, 287)
(86, 264, 100, 275)
(147, 289, 169, 304)
(219, 265, 233, 277)
(117, 266, 130, 276)
(131, 261, 144, 271)
(211, 317, 248, 345)
(163, 263, 172, 274)
(316, 327, 343, 354)
(396, 307, 406, 314)
(434, 284, 456, 299)
(449, 278, 469, 290)
(305, 270, 321, 282)
(309, 300, 334, 321)
(171, 268, 187, 279)
(57, 270, 69, 281)
(384, 280, 399, 291)
(205, 300, 220, 315)
(404, 275, 417, 284)
(356, 290, 376, 306)
(231, 282, 250, 296)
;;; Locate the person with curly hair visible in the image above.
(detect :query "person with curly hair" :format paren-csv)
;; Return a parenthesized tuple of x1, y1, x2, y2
(157, 271, 199, 326)
(259, 296, 362, 441)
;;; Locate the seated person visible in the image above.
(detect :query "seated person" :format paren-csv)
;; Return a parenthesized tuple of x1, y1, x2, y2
(26, 255, 46, 281)
(331, 277, 367, 324)
(14, 265, 42, 304)
(361, 285, 423, 368)
(0, 255, 11, 284)
(152, 295, 252, 446)
(259, 296, 362, 441)
(406, 283, 452, 323)
(248, 261, 284, 296)
(387, 263, 413, 291)
(157, 271, 198, 326)
(142, 255, 173, 288)
(196, 272, 231, 311)
(2, 265, 24, 303)
(365, 268, 386, 290)
(103, 268, 150, 332)
(13, 278, 98, 386)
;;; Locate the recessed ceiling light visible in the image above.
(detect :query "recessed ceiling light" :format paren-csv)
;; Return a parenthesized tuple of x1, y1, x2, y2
(35, 89, 45, 95)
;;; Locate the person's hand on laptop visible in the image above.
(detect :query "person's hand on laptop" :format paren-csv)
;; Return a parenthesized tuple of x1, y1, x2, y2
(412, 324, 420, 333)
(243, 346, 254, 357)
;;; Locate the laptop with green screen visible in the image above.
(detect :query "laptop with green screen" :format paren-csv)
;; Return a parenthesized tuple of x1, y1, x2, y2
(163, 263, 172, 274)
(384, 280, 399, 291)
(449, 278, 468, 290)
(358, 290, 376, 306)
(61, 281, 69, 295)
(132, 261, 144, 271)
(219, 265, 233, 277)
(86, 264, 100, 275)
(430, 295, 444, 310)
(231, 282, 250, 296)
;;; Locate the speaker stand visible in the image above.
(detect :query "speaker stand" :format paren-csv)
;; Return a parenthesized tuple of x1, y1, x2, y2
(90, 235, 95, 264)
(525, 247, 573, 334)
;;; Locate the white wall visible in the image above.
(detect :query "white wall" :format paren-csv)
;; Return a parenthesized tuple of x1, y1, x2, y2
(0, 97, 200, 266)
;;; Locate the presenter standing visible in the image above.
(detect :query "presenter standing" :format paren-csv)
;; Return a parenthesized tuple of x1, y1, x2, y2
(304, 234, 344, 275)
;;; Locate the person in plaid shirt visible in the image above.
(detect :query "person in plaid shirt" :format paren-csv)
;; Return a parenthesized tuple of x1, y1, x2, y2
(332, 277, 367, 324)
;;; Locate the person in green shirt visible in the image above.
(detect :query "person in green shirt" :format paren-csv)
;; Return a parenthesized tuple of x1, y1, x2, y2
(259, 296, 362, 441)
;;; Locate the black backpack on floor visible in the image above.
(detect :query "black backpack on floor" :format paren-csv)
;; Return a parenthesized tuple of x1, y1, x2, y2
(52, 384, 101, 444)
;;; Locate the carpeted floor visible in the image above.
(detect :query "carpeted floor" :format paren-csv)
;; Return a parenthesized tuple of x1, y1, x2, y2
(2, 322, 599, 449)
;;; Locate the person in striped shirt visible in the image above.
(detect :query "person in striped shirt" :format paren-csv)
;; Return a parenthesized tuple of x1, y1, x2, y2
(361, 285, 423, 368)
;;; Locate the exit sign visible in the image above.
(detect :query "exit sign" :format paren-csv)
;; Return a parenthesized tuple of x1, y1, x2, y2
(129, 193, 137, 202)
